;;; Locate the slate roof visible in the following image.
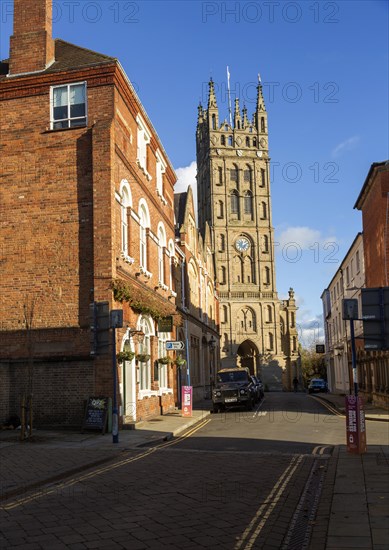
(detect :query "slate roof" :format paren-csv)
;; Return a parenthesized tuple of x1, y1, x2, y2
(0, 39, 116, 79)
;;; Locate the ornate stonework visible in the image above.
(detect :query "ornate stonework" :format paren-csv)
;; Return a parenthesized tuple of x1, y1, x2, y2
(196, 78, 299, 390)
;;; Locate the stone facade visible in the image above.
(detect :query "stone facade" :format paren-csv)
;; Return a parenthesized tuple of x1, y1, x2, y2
(174, 187, 220, 402)
(196, 79, 299, 390)
(0, 0, 179, 425)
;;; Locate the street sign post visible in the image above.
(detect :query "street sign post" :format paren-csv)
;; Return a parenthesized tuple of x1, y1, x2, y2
(345, 395, 367, 454)
(182, 386, 193, 417)
(166, 341, 185, 351)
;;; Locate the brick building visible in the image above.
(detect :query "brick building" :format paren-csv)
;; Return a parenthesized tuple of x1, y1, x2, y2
(354, 161, 389, 408)
(0, 0, 181, 425)
(174, 186, 220, 402)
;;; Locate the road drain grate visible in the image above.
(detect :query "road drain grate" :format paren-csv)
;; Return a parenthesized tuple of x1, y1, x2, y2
(281, 458, 327, 549)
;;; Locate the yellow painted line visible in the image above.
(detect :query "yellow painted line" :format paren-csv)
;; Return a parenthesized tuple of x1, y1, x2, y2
(310, 395, 344, 417)
(1, 417, 211, 511)
(157, 418, 211, 449)
(235, 455, 303, 550)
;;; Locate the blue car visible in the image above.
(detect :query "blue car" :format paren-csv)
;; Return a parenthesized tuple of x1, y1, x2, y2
(308, 378, 328, 394)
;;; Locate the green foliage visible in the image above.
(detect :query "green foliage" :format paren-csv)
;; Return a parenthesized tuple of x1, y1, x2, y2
(116, 350, 135, 363)
(110, 279, 174, 321)
(135, 353, 150, 363)
(157, 356, 173, 365)
(300, 344, 327, 387)
(175, 357, 186, 367)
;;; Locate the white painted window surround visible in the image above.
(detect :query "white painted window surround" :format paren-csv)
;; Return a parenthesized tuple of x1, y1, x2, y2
(136, 114, 152, 180)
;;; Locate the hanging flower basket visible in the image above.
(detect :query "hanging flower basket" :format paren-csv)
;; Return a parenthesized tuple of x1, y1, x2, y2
(135, 353, 150, 363)
(157, 356, 173, 365)
(175, 357, 186, 367)
(116, 351, 135, 364)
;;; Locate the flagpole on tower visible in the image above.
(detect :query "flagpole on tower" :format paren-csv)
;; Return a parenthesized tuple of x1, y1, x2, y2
(227, 66, 232, 127)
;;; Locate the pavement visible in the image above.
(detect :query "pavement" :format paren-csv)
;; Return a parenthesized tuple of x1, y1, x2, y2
(1, 394, 388, 549)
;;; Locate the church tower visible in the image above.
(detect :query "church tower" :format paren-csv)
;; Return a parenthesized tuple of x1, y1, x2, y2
(196, 77, 299, 390)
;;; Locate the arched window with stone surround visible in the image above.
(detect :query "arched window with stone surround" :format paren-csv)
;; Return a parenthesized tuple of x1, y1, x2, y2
(268, 332, 274, 350)
(138, 315, 154, 392)
(230, 191, 239, 216)
(263, 234, 269, 253)
(267, 305, 273, 322)
(139, 201, 150, 270)
(120, 181, 132, 256)
(264, 266, 270, 285)
(244, 191, 253, 216)
(157, 223, 166, 285)
(261, 201, 267, 219)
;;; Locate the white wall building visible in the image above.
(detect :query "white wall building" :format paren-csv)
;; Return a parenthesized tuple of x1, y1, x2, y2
(321, 233, 365, 393)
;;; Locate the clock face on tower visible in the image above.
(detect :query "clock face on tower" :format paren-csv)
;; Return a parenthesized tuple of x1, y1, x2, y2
(235, 237, 250, 252)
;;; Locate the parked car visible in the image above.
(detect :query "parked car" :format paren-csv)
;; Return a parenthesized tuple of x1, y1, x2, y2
(251, 376, 264, 402)
(308, 378, 328, 394)
(212, 367, 255, 412)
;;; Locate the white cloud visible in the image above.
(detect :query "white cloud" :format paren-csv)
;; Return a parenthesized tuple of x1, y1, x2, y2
(296, 312, 325, 349)
(175, 160, 197, 195)
(331, 135, 360, 158)
(276, 226, 338, 250)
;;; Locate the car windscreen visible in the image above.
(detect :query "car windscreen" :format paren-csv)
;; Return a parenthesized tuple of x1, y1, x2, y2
(217, 371, 249, 383)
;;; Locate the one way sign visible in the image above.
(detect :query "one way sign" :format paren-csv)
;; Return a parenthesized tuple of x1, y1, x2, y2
(166, 341, 185, 350)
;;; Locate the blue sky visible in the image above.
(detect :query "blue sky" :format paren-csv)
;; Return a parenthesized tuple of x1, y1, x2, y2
(1, 0, 388, 347)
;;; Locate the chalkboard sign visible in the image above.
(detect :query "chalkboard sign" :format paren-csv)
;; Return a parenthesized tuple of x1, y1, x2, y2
(82, 397, 109, 434)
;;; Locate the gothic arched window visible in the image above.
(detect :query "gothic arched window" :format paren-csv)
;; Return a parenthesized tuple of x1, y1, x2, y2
(218, 200, 224, 218)
(261, 202, 267, 219)
(244, 191, 253, 215)
(263, 235, 269, 253)
(212, 114, 216, 130)
(230, 165, 238, 183)
(261, 117, 265, 133)
(228, 135, 233, 146)
(244, 165, 252, 183)
(267, 305, 273, 323)
(246, 137, 250, 147)
(221, 135, 225, 146)
(218, 166, 223, 185)
(230, 192, 239, 215)
(264, 266, 270, 285)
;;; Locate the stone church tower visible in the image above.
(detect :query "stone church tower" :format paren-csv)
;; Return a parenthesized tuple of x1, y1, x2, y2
(196, 78, 299, 390)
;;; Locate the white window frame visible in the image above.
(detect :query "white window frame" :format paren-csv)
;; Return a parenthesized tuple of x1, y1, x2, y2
(50, 81, 87, 130)
(139, 201, 150, 271)
(136, 114, 152, 179)
(157, 223, 166, 285)
(158, 332, 172, 393)
(138, 316, 154, 396)
(155, 149, 167, 198)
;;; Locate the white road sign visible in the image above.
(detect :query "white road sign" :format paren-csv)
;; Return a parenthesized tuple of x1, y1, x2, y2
(166, 341, 185, 350)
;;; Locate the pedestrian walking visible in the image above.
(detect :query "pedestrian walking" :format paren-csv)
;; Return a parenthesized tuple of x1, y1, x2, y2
(293, 377, 299, 392)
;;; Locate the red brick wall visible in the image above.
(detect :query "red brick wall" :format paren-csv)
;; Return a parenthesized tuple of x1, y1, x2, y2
(10, 0, 55, 74)
(361, 168, 389, 287)
(0, 360, 94, 427)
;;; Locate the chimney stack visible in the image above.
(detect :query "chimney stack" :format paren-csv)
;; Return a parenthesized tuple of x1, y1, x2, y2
(9, 0, 55, 75)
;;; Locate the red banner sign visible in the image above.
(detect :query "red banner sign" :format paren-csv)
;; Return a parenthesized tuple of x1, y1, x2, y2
(345, 395, 367, 454)
(182, 386, 193, 417)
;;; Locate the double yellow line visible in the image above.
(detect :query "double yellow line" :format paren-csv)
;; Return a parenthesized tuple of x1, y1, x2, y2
(1, 417, 211, 511)
(234, 455, 303, 549)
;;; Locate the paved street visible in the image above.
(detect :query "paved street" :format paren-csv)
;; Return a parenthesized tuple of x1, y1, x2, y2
(0, 393, 388, 549)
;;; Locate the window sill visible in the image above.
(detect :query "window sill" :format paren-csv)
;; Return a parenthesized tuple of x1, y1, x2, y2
(138, 390, 159, 400)
(158, 388, 173, 396)
(120, 252, 135, 265)
(45, 124, 87, 133)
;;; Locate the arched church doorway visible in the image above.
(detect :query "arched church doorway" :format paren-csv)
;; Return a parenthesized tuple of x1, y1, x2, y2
(236, 340, 260, 376)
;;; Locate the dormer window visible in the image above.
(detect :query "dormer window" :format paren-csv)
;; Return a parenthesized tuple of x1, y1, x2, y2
(51, 82, 87, 129)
